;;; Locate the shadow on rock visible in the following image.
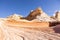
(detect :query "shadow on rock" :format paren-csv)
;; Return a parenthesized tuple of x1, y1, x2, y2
(53, 24, 60, 33)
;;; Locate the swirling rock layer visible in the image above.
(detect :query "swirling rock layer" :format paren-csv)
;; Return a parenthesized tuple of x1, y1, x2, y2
(0, 19, 60, 40)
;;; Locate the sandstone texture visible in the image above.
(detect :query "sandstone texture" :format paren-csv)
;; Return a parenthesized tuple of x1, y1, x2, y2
(0, 8, 60, 40)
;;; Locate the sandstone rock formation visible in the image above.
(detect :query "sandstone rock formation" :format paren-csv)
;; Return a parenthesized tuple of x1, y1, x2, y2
(26, 7, 55, 22)
(26, 8, 42, 20)
(54, 11, 60, 21)
(7, 14, 23, 20)
(0, 8, 60, 40)
(49, 11, 60, 26)
(0, 18, 60, 40)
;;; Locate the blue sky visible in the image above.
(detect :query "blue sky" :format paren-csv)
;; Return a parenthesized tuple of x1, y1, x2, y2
(0, 0, 60, 17)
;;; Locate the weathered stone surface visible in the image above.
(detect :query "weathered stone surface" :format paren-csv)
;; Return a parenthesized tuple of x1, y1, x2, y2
(0, 8, 60, 40)
(0, 19, 60, 40)
(26, 7, 55, 22)
(26, 7, 42, 20)
(7, 14, 23, 20)
(54, 11, 60, 21)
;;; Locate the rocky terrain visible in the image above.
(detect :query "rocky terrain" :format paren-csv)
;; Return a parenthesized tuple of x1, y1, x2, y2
(0, 7, 60, 40)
